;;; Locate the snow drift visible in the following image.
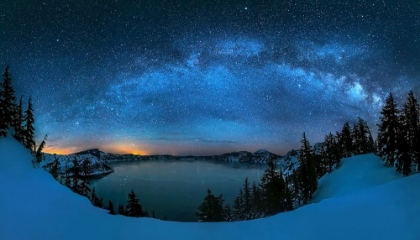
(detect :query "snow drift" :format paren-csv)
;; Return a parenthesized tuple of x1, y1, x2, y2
(1, 136, 419, 240)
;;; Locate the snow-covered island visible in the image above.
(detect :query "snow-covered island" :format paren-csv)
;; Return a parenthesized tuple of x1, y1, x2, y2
(1, 135, 419, 240)
(41, 149, 114, 178)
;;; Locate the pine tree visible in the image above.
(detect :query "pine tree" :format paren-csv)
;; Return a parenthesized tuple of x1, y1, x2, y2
(250, 181, 263, 219)
(196, 189, 225, 222)
(401, 90, 420, 170)
(377, 93, 400, 166)
(297, 133, 317, 204)
(242, 177, 252, 220)
(12, 96, 24, 142)
(35, 134, 47, 164)
(0, 73, 6, 137)
(118, 204, 125, 215)
(340, 122, 353, 157)
(396, 114, 412, 176)
(23, 97, 35, 151)
(352, 123, 361, 154)
(2, 66, 16, 127)
(79, 158, 91, 197)
(223, 205, 233, 222)
(50, 158, 59, 179)
(126, 190, 145, 217)
(90, 187, 103, 207)
(357, 117, 370, 153)
(321, 132, 341, 173)
(259, 159, 287, 215)
(108, 200, 115, 215)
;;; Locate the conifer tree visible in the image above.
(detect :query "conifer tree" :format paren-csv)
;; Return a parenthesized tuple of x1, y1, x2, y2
(250, 181, 263, 219)
(232, 191, 243, 221)
(223, 205, 233, 222)
(108, 200, 115, 215)
(340, 122, 353, 157)
(396, 114, 412, 176)
(35, 134, 48, 164)
(118, 204, 125, 215)
(12, 96, 24, 142)
(2, 66, 16, 127)
(356, 117, 370, 154)
(23, 97, 35, 151)
(242, 177, 252, 220)
(290, 169, 301, 205)
(90, 187, 103, 207)
(259, 159, 288, 215)
(0, 74, 6, 137)
(79, 159, 91, 197)
(377, 93, 400, 166)
(196, 189, 225, 222)
(321, 132, 340, 173)
(126, 190, 145, 217)
(401, 90, 420, 170)
(50, 158, 59, 180)
(297, 133, 317, 204)
(352, 123, 361, 154)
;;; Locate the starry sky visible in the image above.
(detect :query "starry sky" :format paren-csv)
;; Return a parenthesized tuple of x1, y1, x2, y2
(1, 0, 419, 155)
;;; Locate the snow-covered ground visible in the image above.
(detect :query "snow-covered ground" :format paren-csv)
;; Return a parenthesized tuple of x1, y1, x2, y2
(1, 136, 419, 240)
(311, 154, 403, 203)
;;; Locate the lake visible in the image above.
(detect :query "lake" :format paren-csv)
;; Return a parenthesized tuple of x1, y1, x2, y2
(90, 160, 264, 221)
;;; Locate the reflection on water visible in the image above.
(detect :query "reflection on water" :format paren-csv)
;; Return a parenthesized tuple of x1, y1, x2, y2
(90, 160, 263, 222)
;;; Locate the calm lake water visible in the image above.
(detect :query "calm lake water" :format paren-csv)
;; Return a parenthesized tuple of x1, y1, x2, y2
(90, 160, 264, 221)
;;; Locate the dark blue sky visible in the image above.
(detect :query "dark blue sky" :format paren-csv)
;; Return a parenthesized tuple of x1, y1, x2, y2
(1, 0, 419, 155)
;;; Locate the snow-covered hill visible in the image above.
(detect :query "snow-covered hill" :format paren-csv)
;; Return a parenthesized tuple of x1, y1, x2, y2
(311, 154, 403, 203)
(1, 136, 419, 240)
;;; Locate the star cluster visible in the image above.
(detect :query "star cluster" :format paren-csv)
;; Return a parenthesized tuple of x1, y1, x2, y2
(1, 1, 419, 155)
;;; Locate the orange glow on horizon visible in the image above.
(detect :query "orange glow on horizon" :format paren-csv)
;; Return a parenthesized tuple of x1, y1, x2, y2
(43, 146, 74, 155)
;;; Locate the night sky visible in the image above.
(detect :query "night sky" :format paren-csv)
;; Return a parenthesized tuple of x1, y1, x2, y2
(1, 0, 419, 155)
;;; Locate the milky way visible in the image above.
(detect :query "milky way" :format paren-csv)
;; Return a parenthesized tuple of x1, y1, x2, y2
(1, 1, 419, 155)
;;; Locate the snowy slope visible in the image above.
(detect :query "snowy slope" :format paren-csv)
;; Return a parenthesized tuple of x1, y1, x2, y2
(311, 154, 403, 203)
(1, 136, 420, 240)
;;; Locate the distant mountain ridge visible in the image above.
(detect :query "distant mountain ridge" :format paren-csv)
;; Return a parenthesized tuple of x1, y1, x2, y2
(83, 148, 283, 163)
(42, 145, 320, 178)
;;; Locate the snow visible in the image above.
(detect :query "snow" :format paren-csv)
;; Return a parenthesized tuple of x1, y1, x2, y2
(311, 154, 402, 203)
(1, 136, 420, 240)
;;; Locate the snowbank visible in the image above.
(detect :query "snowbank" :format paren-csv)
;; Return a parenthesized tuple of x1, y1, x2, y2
(311, 154, 402, 203)
(1, 136, 419, 240)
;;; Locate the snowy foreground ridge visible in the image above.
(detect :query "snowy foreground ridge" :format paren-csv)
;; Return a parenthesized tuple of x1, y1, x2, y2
(1, 137, 420, 240)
